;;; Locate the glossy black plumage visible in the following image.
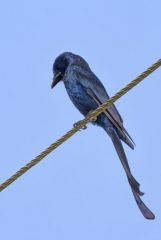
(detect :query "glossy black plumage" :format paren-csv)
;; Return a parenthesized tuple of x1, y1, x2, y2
(51, 52, 155, 219)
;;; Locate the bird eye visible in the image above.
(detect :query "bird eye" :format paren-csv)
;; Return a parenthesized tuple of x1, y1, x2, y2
(56, 66, 61, 72)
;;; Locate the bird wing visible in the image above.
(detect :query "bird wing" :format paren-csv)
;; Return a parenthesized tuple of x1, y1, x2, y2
(74, 68, 135, 148)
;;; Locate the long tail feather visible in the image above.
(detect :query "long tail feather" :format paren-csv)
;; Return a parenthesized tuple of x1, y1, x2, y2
(107, 127, 143, 196)
(106, 127, 154, 219)
(131, 189, 155, 219)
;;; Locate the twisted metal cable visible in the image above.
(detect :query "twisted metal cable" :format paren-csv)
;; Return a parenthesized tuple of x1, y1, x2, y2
(0, 58, 161, 192)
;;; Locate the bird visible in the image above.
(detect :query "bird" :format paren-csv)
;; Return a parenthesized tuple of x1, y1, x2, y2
(51, 52, 155, 220)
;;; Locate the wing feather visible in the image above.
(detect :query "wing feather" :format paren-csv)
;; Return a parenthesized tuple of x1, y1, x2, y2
(74, 67, 135, 148)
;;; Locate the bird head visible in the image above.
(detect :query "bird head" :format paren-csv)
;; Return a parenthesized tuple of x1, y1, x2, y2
(51, 52, 90, 88)
(51, 52, 73, 88)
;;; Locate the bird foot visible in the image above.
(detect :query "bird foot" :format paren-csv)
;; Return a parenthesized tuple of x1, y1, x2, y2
(73, 121, 87, 130)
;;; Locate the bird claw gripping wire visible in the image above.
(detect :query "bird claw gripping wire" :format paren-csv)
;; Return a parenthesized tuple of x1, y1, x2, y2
(73, 121, 87, 130)
(73, 110, 97, 130)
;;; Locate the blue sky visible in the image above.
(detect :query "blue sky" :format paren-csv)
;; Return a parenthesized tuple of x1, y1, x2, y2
(0, 0, 161, 239)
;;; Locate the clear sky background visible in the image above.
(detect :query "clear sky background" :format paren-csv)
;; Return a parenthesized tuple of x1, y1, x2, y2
(0, 1, 161, 239)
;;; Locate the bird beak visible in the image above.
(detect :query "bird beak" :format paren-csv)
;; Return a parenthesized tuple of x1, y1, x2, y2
(51, 72, 61, 89)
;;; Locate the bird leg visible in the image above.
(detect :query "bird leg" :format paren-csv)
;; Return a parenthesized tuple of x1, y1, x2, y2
(73, 110, 97, 130)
